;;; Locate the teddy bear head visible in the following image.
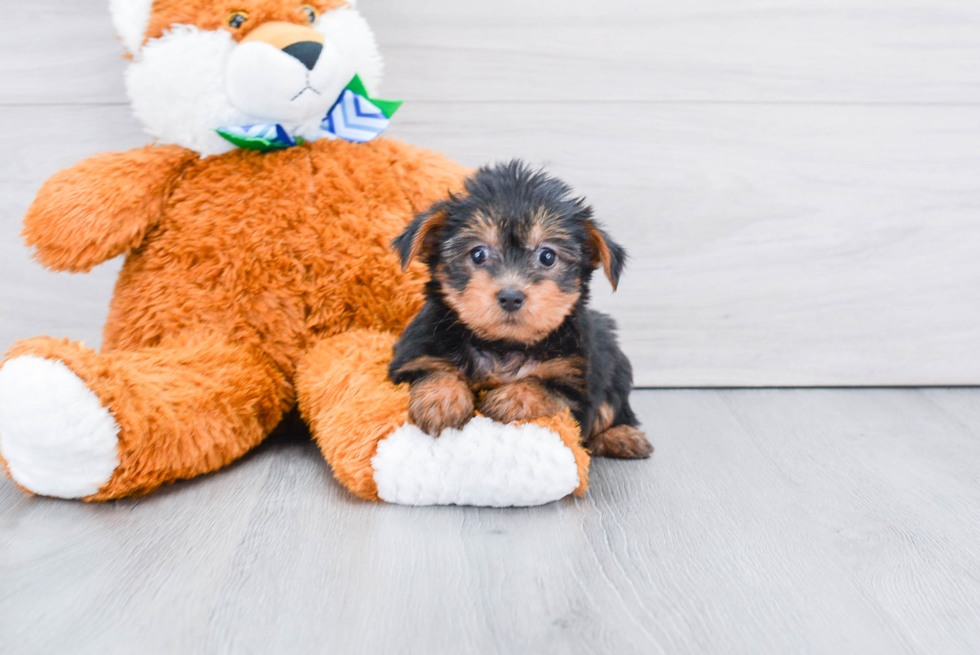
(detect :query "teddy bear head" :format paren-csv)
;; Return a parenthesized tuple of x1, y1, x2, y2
(110, 0, 383, 156)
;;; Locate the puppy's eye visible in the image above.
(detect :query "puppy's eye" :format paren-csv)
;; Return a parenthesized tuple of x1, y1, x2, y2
(228, 11, 249, 29)
(470, 246, 488, 266)
(299, 5, 318, 23)
(538, 247, 557, 268)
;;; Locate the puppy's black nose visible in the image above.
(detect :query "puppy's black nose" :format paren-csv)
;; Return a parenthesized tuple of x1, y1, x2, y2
(497, 289, 526, 313)
(282, 41, 323, 70)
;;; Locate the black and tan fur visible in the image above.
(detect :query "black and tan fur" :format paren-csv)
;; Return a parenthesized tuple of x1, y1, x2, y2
(388, 161, 651, 459)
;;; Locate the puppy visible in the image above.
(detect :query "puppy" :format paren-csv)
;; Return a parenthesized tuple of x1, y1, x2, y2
(388, 161, 651, 459)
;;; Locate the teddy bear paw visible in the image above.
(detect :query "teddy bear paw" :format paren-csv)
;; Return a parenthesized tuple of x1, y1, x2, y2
(0, 356, 120, 498)
(372, 416, 581, 507)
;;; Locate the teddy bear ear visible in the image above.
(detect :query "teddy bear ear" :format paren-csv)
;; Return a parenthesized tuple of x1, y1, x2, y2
(109, 0, 154, 55)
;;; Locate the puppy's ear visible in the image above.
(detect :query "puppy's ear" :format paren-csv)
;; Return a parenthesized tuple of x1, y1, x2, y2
(584, 221, 627, 291)
(391, 204, 448, 270)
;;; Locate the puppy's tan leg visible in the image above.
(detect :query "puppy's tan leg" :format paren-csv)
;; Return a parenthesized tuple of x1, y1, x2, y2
(409, 371, 475, 436)
(479, 380, 569, 424)
(588, 425, 653, 459)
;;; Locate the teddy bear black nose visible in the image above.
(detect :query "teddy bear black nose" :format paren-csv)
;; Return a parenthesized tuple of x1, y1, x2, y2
(282, 41, 323, 70)
(497, 289, 526, 313)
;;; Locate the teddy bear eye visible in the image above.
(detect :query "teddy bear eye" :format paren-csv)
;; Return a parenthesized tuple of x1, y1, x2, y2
(227, 11, 249, 29)
(299, 5, 318, 23)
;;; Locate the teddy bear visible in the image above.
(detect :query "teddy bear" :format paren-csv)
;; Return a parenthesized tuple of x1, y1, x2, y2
(0, 0, 590, 506)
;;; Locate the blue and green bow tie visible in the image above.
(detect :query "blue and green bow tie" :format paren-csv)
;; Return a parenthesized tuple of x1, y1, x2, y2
(216, 75, 402, 152)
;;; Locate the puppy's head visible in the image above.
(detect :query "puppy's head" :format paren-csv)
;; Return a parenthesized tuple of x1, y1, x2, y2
(393, 160, 626, 345)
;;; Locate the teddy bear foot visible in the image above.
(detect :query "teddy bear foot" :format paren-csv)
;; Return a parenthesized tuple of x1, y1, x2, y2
(372, 416, 583, 507)
(0, 356, 120, 499)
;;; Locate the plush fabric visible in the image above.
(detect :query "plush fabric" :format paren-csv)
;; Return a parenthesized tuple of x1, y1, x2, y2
(374, 417, 583, 507)
(128, 7, 381, 156)
(23, 145, 198, 273)
(109, 0, 153, 54)
(0, 0, 592, 506)
(296, 330, 590, 504)
(0, 356, 120, 499)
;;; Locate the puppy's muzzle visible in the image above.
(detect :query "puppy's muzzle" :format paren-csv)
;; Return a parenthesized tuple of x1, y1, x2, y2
(242, 22, 325, 70)
(497, 288, 526, 313)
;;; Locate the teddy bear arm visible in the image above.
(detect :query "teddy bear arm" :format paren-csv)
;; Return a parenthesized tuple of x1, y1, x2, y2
(23, 145, 197, 273)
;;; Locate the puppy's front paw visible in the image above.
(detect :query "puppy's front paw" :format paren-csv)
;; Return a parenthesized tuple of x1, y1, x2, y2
(479, 381, 568, 424)
(408, 372, 475, 437)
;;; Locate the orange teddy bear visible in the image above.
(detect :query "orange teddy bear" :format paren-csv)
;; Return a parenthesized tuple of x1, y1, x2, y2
(0, 0, 589, 506)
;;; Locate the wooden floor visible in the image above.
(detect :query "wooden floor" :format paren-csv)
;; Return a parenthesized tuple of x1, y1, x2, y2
(2, 388, 980, 654)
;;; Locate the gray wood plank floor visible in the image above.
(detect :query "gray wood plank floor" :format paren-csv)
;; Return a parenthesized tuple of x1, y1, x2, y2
(2, 389, 980, 654)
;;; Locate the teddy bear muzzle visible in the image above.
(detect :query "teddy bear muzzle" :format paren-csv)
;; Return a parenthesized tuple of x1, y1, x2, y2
(242, 22, 324, 68)
(226, 20, 350, 124)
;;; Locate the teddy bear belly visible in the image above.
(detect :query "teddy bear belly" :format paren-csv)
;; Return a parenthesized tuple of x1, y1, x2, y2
(100, 140, 455, 375)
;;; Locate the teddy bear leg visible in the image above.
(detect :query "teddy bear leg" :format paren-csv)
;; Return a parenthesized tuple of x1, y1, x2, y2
(0, 335, 291, 500)
(295, 329, 590, 506)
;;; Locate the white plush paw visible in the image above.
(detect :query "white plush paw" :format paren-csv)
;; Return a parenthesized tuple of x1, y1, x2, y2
(372, 416, 580, 507)
(0, 356, 120, 499)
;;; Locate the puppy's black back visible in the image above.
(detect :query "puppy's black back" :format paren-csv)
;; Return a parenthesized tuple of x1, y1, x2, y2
(580, 309, 639, 432)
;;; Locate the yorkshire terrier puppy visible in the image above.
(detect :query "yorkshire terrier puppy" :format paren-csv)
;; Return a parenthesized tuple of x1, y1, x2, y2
(388, 161, 651, 459)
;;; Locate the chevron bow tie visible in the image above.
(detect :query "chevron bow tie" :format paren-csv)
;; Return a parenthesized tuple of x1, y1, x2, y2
(216, 75, 402, 152)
